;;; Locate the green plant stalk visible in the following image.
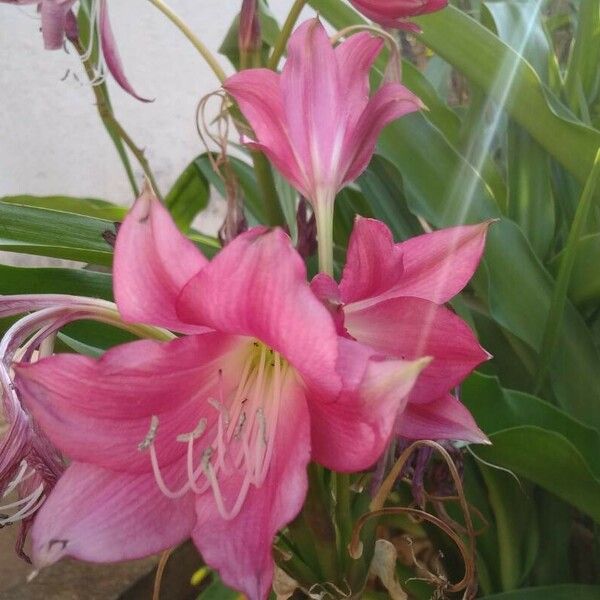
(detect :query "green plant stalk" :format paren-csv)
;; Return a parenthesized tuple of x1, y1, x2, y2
(335, 472, 353, 573)
(250, 151, 285, 226)
(73, 41, 162, 200)
(267, 0, 307, 69)
(534, 148, 600, 393)
(71, 42, 138, 198)
(147, 0, 227, 84)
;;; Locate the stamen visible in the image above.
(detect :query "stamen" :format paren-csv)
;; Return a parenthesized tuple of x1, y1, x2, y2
(138, 415, 159, 451)
(176, 418, 207, 443)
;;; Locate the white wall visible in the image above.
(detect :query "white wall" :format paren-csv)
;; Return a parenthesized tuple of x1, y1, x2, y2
(0, 1, 313, 235)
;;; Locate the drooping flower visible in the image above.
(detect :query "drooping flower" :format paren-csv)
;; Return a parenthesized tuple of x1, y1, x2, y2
(1, 0, 148, 100)
(224, 18, 422, 272)
(312, 217, 491, 444)
(349, 0, 448, 31)
(11, 191, 428, 600)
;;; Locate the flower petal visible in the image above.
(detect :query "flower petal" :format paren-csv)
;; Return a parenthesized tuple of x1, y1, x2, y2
(223, 69, 306, 195)
(114, 187, 207, 333)
(177, 228, 341, 398)
(281, 19, 343, 194)
(345, 297, 489, 403)
(309, 338, 429, 472)
(98, 0, 151, 102)
(339, 217, 404, 305)
(31, 461, 195, 567)
(15, 333, 244, 472)
(335, 32, 384, 118)
(40, 0, 75, 50)
(192, 372, 310, 600)
(342, 83, 422, 185)
(393, 222, 491, 303)
(396, 394, 488, 444)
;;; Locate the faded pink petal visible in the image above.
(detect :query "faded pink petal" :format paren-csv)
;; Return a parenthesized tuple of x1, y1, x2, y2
(393, 222, 491, 304)
(396, 393, 489, 444)
(341, 83, 422, 185)
(98, 0, 151, 102)
(176, 228, 341, 398)
(339, 217, 404, 305)
(15, 334, 242, 473)
(39, 0, 76, 50)
(31, 462, 195, 567)
(114, 188, 207, 333)
(192, 370, 310, 600)
(309, 338, 429, 472)
(344, 297, 489, 403)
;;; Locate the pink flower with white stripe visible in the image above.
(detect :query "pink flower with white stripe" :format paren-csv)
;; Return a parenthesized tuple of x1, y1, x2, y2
(224, 18, 422, 273)
(312, 217, 492, 444)
(13, 191, 428, 600)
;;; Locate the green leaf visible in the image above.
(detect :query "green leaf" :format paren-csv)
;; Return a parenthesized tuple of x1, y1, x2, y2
(550, 233, 600, 308)
(165, 160, 210, 230)
(1, 195, 126, 221)
(478, 466, 538, 590)
(357, 156, 422, 241)
(0, 264, 112, 299)
(0, 201, 115, 265)
(463, 373, 600, 522)
(415, 5, 600, 185)
(197, 574, 242, 599)
(481, 585, 600, 599)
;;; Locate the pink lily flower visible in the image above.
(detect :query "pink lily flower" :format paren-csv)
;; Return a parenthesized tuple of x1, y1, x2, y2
(312, 217, 491, 444)
(224, 19, 422, 271)
(1, 0, 148, 101)
(349, 0, 448, 31)
(11, 191, 428, 599)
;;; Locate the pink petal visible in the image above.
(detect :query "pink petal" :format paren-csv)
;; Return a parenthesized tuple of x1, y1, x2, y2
(114, 187, 208, 333)
(40, 0, 76, 50)
(339, 217, 404, 305)
(396, 393, 488, 444)
(309, 338, 429, 472)
(280, 19, 343, 194)
(223, 70, 307, 196)
(192, 373, 310, 600)
(349, 0, 447, 27)
(342, 82, 422, 185)
(345, 297, 489, 403)
(176, 228, 341, 398)
(335, 32, 384, 121)
(31, 462, 195, 567)
(98, 0, 151, 101)
(310, 273, 346, 335)
(15, 333, 243, 472)
(394, 222, 491, 304)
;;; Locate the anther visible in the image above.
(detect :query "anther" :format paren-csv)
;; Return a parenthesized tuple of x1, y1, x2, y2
(138, 415, 159, 451)
(176, 418, 207, 443)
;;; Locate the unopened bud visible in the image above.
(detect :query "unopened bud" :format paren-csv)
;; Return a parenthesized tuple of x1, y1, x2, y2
(239, 0, 261, 56)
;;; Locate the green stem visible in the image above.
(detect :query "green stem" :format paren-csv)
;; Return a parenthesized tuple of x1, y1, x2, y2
(534, 148, 600, 393)
(335, 472, 353, 572)
(147, 0, 227, 83)
(74, 41, 163, 200)
(315, 198, 335, 276)
(250, 151, 285, 225)
(267, 0, 308, 69)
(72, 41, 139, 198)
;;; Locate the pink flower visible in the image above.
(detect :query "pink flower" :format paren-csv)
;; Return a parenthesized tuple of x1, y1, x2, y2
(1, 0, 147, 101)
(224, 18, 422, 271)
(12, 191, 427, 599)
(349, 0, 448, 31)
(312, 217, 491, 444)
